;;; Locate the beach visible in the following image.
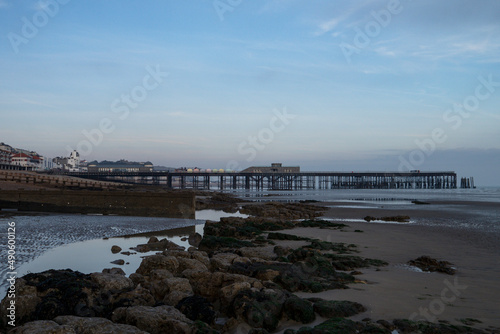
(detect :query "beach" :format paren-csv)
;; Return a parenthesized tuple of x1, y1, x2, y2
(2, 190, 500, 333)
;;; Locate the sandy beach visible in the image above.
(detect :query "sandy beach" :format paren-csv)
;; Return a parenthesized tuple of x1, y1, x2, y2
(276, 201, 500, 330)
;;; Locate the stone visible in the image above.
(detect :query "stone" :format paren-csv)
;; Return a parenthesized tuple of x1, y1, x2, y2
(255, 269, 280, 282)
(219, 282, 252, 306)
(102, 268, 126, 275)
(177, 257, 209, 273)
(129, 273, 146, 286)
(283, 296, 315, 324)
(311, 299, 366, 318)
(162, 278, 194, 306)
(230, 289, 287, 332)
(408, 255, 456, 275)
(8, 320, 76, 334)
(148, 236, 159, 244)
(54, 315, 148, 333)
(112, 305, 193, 334)
(189, 250, 210, 268)
(210, 253, 240, 271)
(111, 259, 125, 265)
(136, 255, 179, 276)
(188, 232, 203, 247)
(176, 295, 216, 324)
(111, 245, 122, 253)
(114, 285, 156, 308)
(90, 272, 134, 292)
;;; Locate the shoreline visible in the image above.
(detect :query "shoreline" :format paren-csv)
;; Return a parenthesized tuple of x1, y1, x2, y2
(2, 197, 499, 333)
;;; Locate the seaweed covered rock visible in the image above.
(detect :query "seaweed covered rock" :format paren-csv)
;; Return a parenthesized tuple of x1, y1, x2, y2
(230, 289, 288, 332)
(0, 269, 101, 327)
(283, 295, 315, 324)
(364, 215, 410, 223)
(310, 299, 366, 318)
(408, 256, 456, 275)
(176, 295, 216, 324)
(198, 235, 256, 252)
(240, 202, 327, 220)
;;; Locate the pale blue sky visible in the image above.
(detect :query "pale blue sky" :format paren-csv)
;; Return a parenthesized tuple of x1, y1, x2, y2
(1, 0, 499, 185)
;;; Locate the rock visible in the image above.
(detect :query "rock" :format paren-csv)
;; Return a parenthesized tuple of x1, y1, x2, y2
(210, 253, 241, 271)
(274, 245, 292, 257)
(183, 271, 259, 302)
(311, 299, 366, 318)
(0, 278, 41, 327)
(8, 320, 76, 334)
(408, 255, 456, 275)
(114, 285, 156, 308)
(283, 295, 315, 324)
(239, 247, 276, 260)
(102, 268, 126, 275)
(129, 273, 146, 286)
(220, 282, 252, 306)
(255, 269, 280, 282)
(1, 270, 100, 325)
(177, 257, 209, 273)
(111, 259, 125, 265)
(188, 232, 203, 247)
(54, 315, 148, 333)
(90, 272, 134, 292)
(111, 245, 122, 253)
(149, 269, 174, 281)
(112, 305, 193, 334)
(189, 250, 210, 268)
(121, 251, 136, 256)
(162, 278, 194, 306)
(198, 235, 256, 252)
(364, 215, 410, 222)
(176, 295, 216, 324)
(135, 239, 185, 252)
(148, 236, 159, 244)
(136, 255, 179, 276)
(230, 289, 288, 332)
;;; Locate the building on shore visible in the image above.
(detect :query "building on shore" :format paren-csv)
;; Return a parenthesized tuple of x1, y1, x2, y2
(10, 153, 43, 170)
(53, 150, 81, 172)
(87, 160, 154, 173)
(241, 163, 300, 173)
(0, 149, 11, 165)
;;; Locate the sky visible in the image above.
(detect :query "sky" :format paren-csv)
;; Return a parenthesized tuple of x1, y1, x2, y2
(1, 0, 499, 185)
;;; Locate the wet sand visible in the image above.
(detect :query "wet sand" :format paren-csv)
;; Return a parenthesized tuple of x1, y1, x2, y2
(283, 201, 500, 330)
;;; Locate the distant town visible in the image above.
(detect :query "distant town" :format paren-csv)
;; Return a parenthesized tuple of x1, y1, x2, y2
(0, 141, 255, 173)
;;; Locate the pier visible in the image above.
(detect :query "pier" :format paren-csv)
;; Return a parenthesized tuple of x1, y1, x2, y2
(66, 171, 458, 191)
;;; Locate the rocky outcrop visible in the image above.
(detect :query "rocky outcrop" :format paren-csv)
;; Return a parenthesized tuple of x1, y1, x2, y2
(133, 238, 185, 252)
(408, 255, 456, 275)
(364, 215, 410, 222)
(240, 202, 327, 220)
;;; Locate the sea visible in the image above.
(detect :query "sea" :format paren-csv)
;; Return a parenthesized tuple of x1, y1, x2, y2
(1, 187, 499, 298)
